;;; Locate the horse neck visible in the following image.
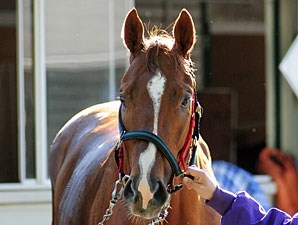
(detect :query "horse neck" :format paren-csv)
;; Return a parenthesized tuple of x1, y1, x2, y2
(166, 141, 220, 225)
(169, 187, 221, 225)
(168, 188, 204, 225)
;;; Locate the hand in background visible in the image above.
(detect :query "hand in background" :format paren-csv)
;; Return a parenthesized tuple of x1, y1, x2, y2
(258, 147, 298, 216)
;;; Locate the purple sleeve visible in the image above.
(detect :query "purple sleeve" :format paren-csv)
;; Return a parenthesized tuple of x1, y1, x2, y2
(206, 187, 298, 225)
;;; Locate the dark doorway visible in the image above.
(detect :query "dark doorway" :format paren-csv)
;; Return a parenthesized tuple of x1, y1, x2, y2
(0, 1, 18, 182)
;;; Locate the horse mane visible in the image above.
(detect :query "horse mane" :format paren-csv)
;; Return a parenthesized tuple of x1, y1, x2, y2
(142, 26, 196, 79)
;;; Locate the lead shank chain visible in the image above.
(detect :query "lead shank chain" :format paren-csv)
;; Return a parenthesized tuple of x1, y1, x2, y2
(97, 175, 129, 225)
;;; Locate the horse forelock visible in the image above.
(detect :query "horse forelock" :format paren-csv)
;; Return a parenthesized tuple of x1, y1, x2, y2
(136, 27, 196, 81)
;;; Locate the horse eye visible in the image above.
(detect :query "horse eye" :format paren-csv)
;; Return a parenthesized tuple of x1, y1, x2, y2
(181, 96, 191, 108)
(119, 94, 126, 107)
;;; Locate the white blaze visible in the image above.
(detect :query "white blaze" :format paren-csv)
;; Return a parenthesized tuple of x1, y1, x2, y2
(147, 71, 165, 134)
(138, 71, 166, 209)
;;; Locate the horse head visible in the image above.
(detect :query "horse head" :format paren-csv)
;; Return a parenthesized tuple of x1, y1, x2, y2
(119, 8, 198, 221)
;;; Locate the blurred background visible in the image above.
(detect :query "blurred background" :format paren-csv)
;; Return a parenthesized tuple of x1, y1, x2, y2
(0, 0, 297, 224)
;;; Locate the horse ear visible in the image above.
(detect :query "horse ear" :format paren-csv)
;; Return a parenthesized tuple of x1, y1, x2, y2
(173, 9, 196, 58)
(122, 8, 144, 54)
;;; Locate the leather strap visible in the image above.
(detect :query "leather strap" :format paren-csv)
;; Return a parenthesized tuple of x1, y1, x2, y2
(120, 130, 183, 176)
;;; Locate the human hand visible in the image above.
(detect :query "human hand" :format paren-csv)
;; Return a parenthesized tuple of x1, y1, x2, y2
(183, 165, 217, 200)
(258, 148, 284, 181)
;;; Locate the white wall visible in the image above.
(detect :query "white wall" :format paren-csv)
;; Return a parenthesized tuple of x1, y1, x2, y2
(0, 203, 51, 225)
(45, 0, 133, 69)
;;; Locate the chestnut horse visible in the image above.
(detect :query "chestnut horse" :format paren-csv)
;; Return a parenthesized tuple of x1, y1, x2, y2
(49, 8, 221, 225)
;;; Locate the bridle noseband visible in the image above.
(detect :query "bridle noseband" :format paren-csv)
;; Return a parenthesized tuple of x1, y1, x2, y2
(114, 91, 202, 193)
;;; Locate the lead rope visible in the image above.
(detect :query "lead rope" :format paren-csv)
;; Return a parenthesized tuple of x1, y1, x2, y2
(97, 174, 129, 225)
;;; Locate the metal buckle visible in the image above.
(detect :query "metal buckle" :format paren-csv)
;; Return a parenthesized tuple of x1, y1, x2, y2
(167, 173, 185, 193)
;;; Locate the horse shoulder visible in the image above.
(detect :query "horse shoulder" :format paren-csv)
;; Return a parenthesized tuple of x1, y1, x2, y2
(49, 102, 118, 182)
(49, 101, 121, 224)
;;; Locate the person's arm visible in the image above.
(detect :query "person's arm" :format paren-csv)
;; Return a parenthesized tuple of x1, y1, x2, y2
(207, 187, 298, 225)
(183, 166, 298, 225)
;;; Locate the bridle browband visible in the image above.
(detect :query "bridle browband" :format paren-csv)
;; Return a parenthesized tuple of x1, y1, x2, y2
(114, 90, 202, 193)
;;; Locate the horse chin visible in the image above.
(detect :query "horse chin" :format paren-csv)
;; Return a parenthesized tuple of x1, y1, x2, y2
(130, 205, 162, 220)
(128, 195, 171, 223)
(128, 204, 169, 225)
(128, 214, 156, 225)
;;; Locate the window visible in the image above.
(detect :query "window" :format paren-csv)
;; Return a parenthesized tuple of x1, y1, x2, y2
(0, 0, 133, 205)
(45, 0, 129, 155)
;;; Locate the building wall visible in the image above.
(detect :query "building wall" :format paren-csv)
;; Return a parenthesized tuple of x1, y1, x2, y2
(280, 0, 298, 159)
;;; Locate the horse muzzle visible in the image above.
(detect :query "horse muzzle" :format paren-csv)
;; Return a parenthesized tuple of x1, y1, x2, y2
(123, 176, 169, 219)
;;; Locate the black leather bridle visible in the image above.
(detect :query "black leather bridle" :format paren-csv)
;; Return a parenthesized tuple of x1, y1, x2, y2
(114, 91, 202, 193)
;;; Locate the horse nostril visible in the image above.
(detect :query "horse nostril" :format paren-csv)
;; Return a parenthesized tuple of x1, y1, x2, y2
(153, 181, 168, 205)
(123, 179, 135, 201)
